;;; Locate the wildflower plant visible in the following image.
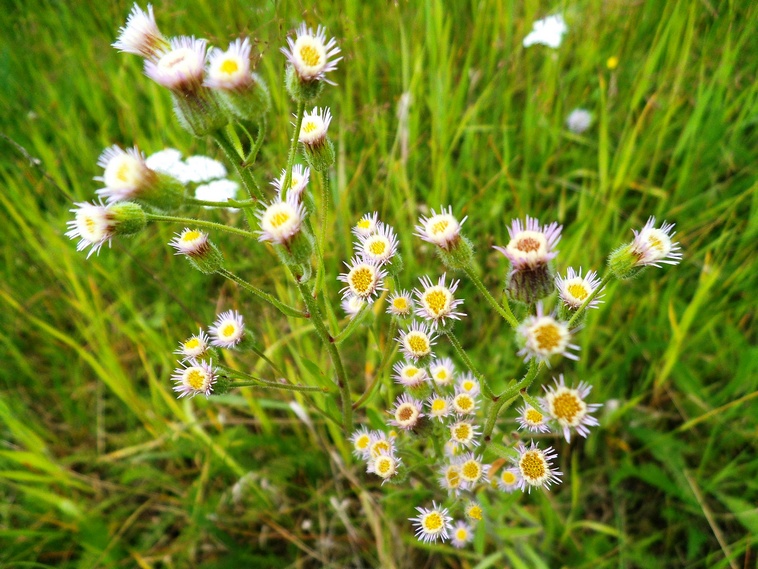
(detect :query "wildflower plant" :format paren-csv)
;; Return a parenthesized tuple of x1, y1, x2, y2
(66, 2, 684, 552)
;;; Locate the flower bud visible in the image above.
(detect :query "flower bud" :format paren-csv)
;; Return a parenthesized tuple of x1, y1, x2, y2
(608, 244, 644, 280)
(285, 65, 325, 105)
(506, 264, 555, 304)
(169, 229, 225, 274)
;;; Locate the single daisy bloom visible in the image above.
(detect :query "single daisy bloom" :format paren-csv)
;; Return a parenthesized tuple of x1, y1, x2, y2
(516, 404, 551, 433)
(271, 164, 311, 202)
(95, 145, 155, 202)
(456, 453, 487, 489)
(555, 267, 604, 310)
(387, 290, 414, 318)
(414, 206, 467, 251)
(427, 395, 452, 421)
(429, 357, 455, 386)
(183, 155, 228, 183)
(413, 274, 465, 329)
(448, 420, 481, 449)
(438, 463, 462, 494)
(522, 14, 568, 49)
(205, 38, 253, 91)
(464, 502, 484, 523)
(367, 431, 394, 459)
(350, 426, 372, 458)
(630, 216, 683, 267)
(514, 441, 562, 492)
(175, 329, 210, 361)
(112, 3, 166, 58)
(338, 256, 386, 302)
(457, 373, 480, 396)
(352, 212, 379, 238)
(451, 390, 477, 416)
(389, 393, 424, 430)
(169, 228, 210, 257)
(493, 216, 562, 271)
(298, 106, 332, 147)
(450, 521, 473, 549)
(566, 108, 593, 134)
(392, 361, 428, 389)
(358, 222, 399, 265)
(144, 36, 207, 92)
(367, 452, 400, 484)
(542, 375, 601, 442)
(410, 502, 452, 544)
(171, 358, 218, 398)
(281, 23, 341, 83)
(65, 201, 117, 257)
(341, 295, 366, 318)
(256, 196, 307, 246)
(516, 304, 579, 366)
(397, 321, 436, 360)
(209, 310, 245, 348)
(496, 467, 522, 493)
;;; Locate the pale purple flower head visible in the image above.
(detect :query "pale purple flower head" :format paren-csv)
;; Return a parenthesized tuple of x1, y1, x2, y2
(494, 216, 562, 271)
(113, 3, 166, 58)
(144, 36, 207, 92)
(171, 358, 218, 398)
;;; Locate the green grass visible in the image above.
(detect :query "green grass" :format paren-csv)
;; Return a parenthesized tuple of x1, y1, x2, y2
(1, 0, 756, 567)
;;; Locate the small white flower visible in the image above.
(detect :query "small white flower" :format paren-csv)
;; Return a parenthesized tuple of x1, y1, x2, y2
(281, 23, 342, 83)
(429, 358, 455, 386)
(184, 155, 227, 183)
(95, 145, 155, 202)
(456, 453, 487, 489)
(493, 216, 562, 271)
(514, 441, 562, 492)
(145, 148, 186, 180)
(523, 15, 568, 49)
(450, 521, 473, 549)
(464, 501, 484, 523)
(517, 303, 578, 366)
(438, 464, 462, 494)
(449, 420, 480, 449)
(410, 502, 452, 543)
(350, 426, 372, 458)
(171, 358, 217, 398)
(556, 267, 604, 310)
(205, 38, 253, 91)
(112, 3, 166, 58)
(175, 329, 210, 361)
(516, 404, 551, 433)
(271, 164, 311, 202)
(352, 212, 379, 238)
(338, 257, 386, 302)
(256, 196, 306, 245)
(542, 375, 601, 442)
(209, 310, 245, 348)
(414, 274, 465, 328)
(299, 107, 332, 146)
(456, 373, 480, 396)
(367, 452, 400, 484)
(144, 36, 207, 92)
(358, 222, 399, 265)
(66, 201, 116, 257)
(397, 321, 436, 360)
(169, 228, 210, 257)
(195, 179, 240, 209)
(415, 206, 467, 251)
(387, 290, 414, 318)
(392, 361, 428, 389)
(426, 395, 452, 421)
(630, 216, 683, 267)
(367, 431, 394, 459)
(495, 467, 522, 493)
(451, 390, 477, 415)
(389, 393, 424, 430)
(566, 108, 593, 134)
(341, 295, 366, 318)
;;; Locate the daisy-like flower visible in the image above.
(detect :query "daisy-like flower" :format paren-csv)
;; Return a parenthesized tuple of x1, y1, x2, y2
(555, 267, 604, 310)
(516, 404, 551, 433)
(350, 427, 372, 458)
(392, 361, 428, 389)
(367, 452, 400, 484)
(112, 3, 166, 58)
(352, 212, 379, 238)
(65, 201, 117, 257)
(542, 375, 601, 442)
(514, 441, 562, 492)
(429, 358, 455, 386)
(450, 521, 473, 549)
(451, 390, 477, 415)
(281, 23, 341, 83)
(341, 295, 366, 318)
(457, 373, 480, 396)
(387, 290, 414, 318)
(397, 321, 436, 360)
(496, 467, 522, 493)
(367, 431, 394, 460)
(438, 463, 462, 494)
(523, 14, 568, 48)
(389, 393, 424, 430)
(184, 155, 228, 183)
(205, 38, 253, 91)
(448, 420, 481, 449)
(271, 164, 311, 202)
(144, 36, 207, 92)
(95, 145, 155, 202)
(630, 217, 683, 267)
(298, 107, 332, 147)
(415, 206, 467, 251)
(410, 502, 453, 544)
(256, 196, 307, 246)
(566, 108, 593, 134)
(358, 222, 399, 265)
(171, 358, 218, 398)
(493, 216, 562, 271)
(427, 395, 452, 421)
(209, 310, 245, 348)
(516, 304, 579, 366)
(175, 330, 210, 361)
(456, 453, 487, 489)
(169, 228, 210, 257)
(464, 502, 484, 523)
(414, 274, 465, 329)
(338, 257, 386, 302)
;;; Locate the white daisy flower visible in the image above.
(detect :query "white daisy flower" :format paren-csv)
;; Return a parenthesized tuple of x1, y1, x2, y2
(209, 310, 245, 348)
(175, 329, 210, 361)
(341, 295, 366, 318)
(145, 148, 185, 178)
(144, 36, 207, 92)
(367, 452, 400, 484)
(410, 502, 452, 543)
(169, 228, 210, 257)
(456, 373, 480, 396)
(256, 196, 306, 246)
(352, 212, 379, 238)
(281, 23, 341, 83)
(392, 361, 428, 389)
(367, 431, 394, 459)
(514, 441, 562, 492)
(516, 303, 578, 366)
(516, 404, 551, 433)
(449, 420, 480, 449)
(184, 155, 227, 183)
(95, 145, 155, 202)
(271, 164, 311, 202)
(555, 267, 604, 310)
(415, 206, 467, 251)
(451, 390, 477, 416)
(413, 274, 465, 329)
(195, 179, 240, 209)
(495, 466, 522, 493)
(450, 521, 473, 549)
(389, 393, 424, 430)
(397, 321, 436, 360)
(429, 358, 455, 386)
(349, 426, 372, 459)
(205, 38, 253, 91)
(171, 358, 218, 398)
(438, 463, 462, 494)
(630, 216, 683, 267)
(387, 290, 414, 318)
(112, 3, 166, 58)
(358, 222, 399, 265)
(542, 375, 601, 442)
(65, 201, 116, 257)
(426, 395, 451, 421)
(566, 108, 593, 134)
(493, 216, 562, 271)
(298, 106, 332, 146)
(464, 501, 484, 523)
(456, 453, 487, 489)
(523, 14, 568, 49)
(338, 257, 386, 302)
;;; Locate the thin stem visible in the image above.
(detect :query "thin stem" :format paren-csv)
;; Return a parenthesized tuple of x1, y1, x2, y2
(146, 213, 255, 239)
(312, 169, 329, 295)
(463, 265, 519, 329)
(442, 329, 497, 401)
(567, 273, 615, 328)
(482, 361, 541, 446)
(213, 131, 264, 202)
(187, 197, 257, 208)
(353, 318, 398, 410)
(220, 365, 328, 393)
(283, 101, 306, 192)
(247, 115, 267, 164)
(219, 269, 307, 319)
(334, 304, 370, 344)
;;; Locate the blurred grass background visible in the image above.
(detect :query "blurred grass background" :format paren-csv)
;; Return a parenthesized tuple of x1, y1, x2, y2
(1, 0, 756, 567)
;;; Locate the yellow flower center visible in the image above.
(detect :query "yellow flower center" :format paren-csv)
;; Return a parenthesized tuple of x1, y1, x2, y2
(186, 369, 207, 390)
(648, 234, 664, 252)
(299, 45, 321, 67)
(454, 423, 471, 440)
(534, 323, 561, 351)
(357, 219, 371, 229)
(222, 324, 237, 337)
(501, 470, 516, 485)
(270, 211, 291, 228)
(303, 121, 317, 133)
(371, 440, 390, 457)
(520, 450, 546, 481)
(355, 435, 370, 450)
(423, 289, 448, 315)
(567, 283, 589, 300)
(369, 240, 387, 255)
(446, 468, 460, 487)
(405, 367, 418, 377)
(220, 58, 239, 75)
(396, 405, 414, 422)
(182, 230, 202, 242)
(376, 457, 391, 475)
(455, 395, 474, 412)
(467, 505, 482, 520)
(552, 392, 582, 422)
(116, 163, 130, 182)
(431, 219, 449, 234)
(456, 528, 468, 540)
(525, 408, 543, 424)
(423, 512, 443, 531)
(407, 334, 429, 355)
(431, 399, 446, 412)
(435, 370, 448, 381)
(349, 266, 374, 295)
(184, 338, 200, 350)
(461, 461, 481, 480)
(392, 297, 408, 311)
(461, 380, 475, 391)
(516, 236, 541, 252)
(84, 216, 96, 233)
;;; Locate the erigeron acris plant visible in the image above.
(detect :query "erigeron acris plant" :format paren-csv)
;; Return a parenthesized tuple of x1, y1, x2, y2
(67, 3, 682, 549)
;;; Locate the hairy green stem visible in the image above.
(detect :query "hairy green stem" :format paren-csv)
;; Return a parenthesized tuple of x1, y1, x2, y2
(283, 101, 306, 193)
(312, 169, 329, 296)
(442, 329, 497, 401)
(212, 132, 264, 202)
(353, 318, 398, 410)
(220, 366, 328, 393)
(218, 269, 307, 319)
(463, 265, 519, 329)
(146, 213, 255, 239)
(187, 197, 257, 208)
(482, 360, 541, 446)
(335, 304, 370, 344)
